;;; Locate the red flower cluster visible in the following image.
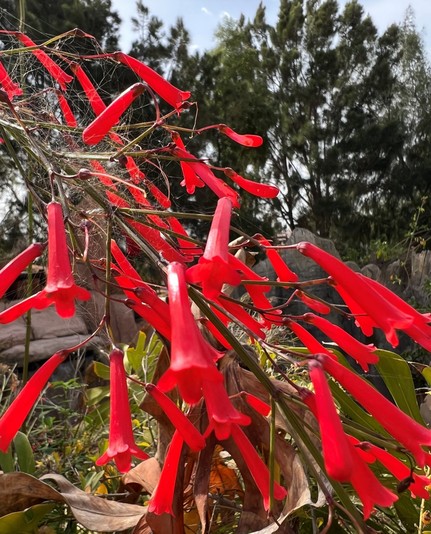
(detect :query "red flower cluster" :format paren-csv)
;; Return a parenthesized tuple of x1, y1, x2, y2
(0, 202, 90, 323)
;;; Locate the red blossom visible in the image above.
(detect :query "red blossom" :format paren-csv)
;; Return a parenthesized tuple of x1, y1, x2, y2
(128, 219, 189, 264)
(348, 440, 398, 520)
(145, 384, 205, 451)
(157, 262, 224, 404)
(173, 146, 240, 207)
(125, 157, 172, 209)
(230, 424, 287, 511)
(57, 92, 77, 127)
(212, 294, 266, 340)
(0, 203, 90, 323)
(96, 348, 149, 472)
(332, 280, 377, 337)
(0, 351, 67, 451)
(244, 393, 271, 416)
(83, 83, 146, 145)
(302, 313, 378, 372)
(16, 33, 72, 90)
(171, 132, 205, 194)
(116, 276, 171, 340)
(227, 253, 281, 326)
(254, 235, 298, 283)
(203, 380, 250, 440)
(321, 354, 431, 466)
(148, 430, 184, 515)
(70, 62, 106, 116)
(0, 242, 45, 299)
(356, 440, 431, 500)
(218, 124, 263, 147)
(167, 217, 203, 257)
(0, 60, 23, 100)
(187, 197, 241, 299)
(224, 168, 279, 199)
(114, 52, 191, 110)
(297, 242, 414, 346)
(296, 290, 331, 314)
(359, 273, 431, 352)
(284, 319, 335, 358)
(308, 360, 353, 481)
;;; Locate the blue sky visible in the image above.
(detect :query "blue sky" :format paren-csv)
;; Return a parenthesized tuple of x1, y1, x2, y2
(111, 1, 431, 56)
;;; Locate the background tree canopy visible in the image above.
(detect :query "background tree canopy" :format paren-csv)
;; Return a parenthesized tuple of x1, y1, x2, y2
(1, 0, 430, 260)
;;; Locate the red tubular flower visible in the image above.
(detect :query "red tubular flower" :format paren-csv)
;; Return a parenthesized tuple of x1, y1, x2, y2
(96, 348, 149, 472)
(70, 62, 106, 115)
(297, 242, 414, 346)
(173, 146, 240, 207)
(114, 52, 191, 110)
(171, 132, 205, 194)
(224, 168, 279, 199)
(321, 354, 431, 467)
(0, 242, 45, 299)
(296, 290, 331, 314)
(83, 83, 145, 145)
(347, 441, 398, 520)
(360, 273, 431, 352)
(57, 92, 77, 127)
(148, 430, 184, 515)
(167, 217, 203, 257)
(212, 295, 266, 340)
(308, 360, 354, 481)
(244, 393, 271, 416)
(157, 262, 224, 405)
(203, 380, 250, 440)
(332, 280, 377, 337)
(356, 441, 431, 499)
(302, 313, 378, 372)
(0, 60, 23, 100)
(187, 198, 241, 299)
(16, 33, 72, 90)
(218, 124, 263, 147)
(125, 156, 171, 210)
(128, 219, 188, 264)
(0, 351, 67, 451)
(116, 276, 171, 340)
(0, 203, 90, 323)
(254, 235, 298, 283)
(230, 424, 287, 511)
(227, 253, 281, 326)
(284, 319, 335, 359)
(145, 384, 205, 451)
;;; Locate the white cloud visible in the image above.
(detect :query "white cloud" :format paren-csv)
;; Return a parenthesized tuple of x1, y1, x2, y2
(201, 7, 213, 16)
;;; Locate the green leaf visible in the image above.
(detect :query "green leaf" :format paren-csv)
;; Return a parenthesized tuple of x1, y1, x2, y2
(375, 349, 423, 423)
(126, 331, 147, 372)
(85, 386, 110, 406)
(92, 361, 110, 380)
(421, 366, 431, 388)
(13, 432, 35, 475)
(0, 447, 14, 473)
(0, 503, 56, 533)
(329, 380, 385, 433)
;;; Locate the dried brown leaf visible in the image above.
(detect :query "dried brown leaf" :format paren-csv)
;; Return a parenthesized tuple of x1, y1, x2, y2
(40, 473, 145, 531)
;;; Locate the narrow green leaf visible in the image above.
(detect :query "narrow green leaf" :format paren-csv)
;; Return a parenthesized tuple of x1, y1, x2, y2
(375, 349, 423, 423)
(13, 432, 35, 475)
(329, 380, 384, 433)
(0, 447, 14, 473)
(422, 366, 431, 388)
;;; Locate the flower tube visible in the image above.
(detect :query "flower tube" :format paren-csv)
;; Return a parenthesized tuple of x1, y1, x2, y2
(96, 348, 149, 472)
